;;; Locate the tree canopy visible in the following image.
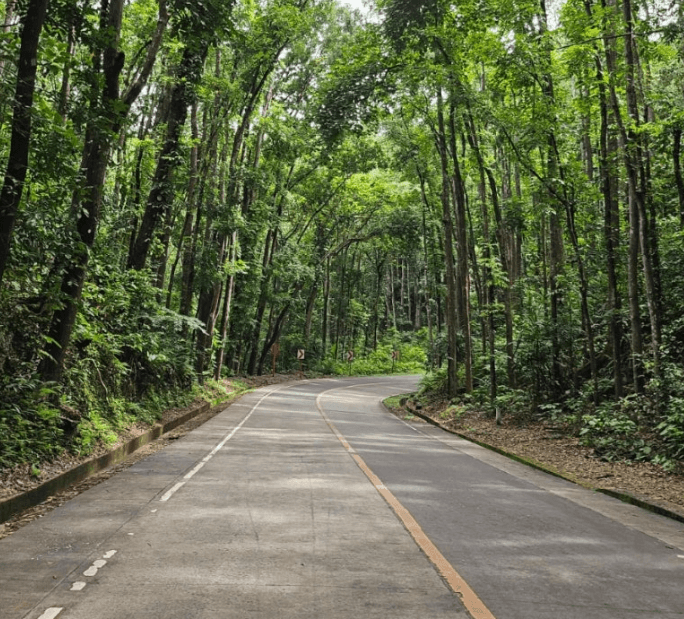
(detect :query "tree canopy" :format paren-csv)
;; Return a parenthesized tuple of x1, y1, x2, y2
(1, 0, 684, 472)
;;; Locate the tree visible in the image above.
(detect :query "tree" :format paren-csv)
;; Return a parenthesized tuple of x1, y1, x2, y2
(39, 0, 169, 382)
(0, 0, 50, 283)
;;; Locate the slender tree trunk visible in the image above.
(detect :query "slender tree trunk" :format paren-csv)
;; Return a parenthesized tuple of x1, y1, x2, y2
(257, 302, 291, 376)
(674, 126, 684, 229)
(39, 0, 127, 381)
(58, 19, 76, 121)
(0, 0, 50, 284)
(416, 166, 435, 367)
(593, 35, 625, 398)
(436, 89, 459, 396)
(623, 0, 660, 375)
(171, 101, 200, 311)
(214, 231, 238, 380)
(247, 230, 276, 375)
(484, 148, 515, 388)
(304, 283, 318, 347)
(447, 110, 473, 392)
(128, 41, 210, 271)
(39, 0, 168, 382)
(322, 257, 330, 357)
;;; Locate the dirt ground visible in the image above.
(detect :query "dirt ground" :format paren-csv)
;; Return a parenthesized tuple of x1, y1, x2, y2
(386, 397, 684, 520)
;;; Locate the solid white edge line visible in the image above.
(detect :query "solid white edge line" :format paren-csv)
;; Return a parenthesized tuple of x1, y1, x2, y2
(159, 383, 294, 503)
(160, 481, 185, 502)
(184, 461, 206, 479)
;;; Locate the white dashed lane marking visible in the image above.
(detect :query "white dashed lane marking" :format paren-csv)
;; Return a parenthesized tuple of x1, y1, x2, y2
(70, 582, 86, 591)
(37, 609, 63, 619)
(103, 550, 117, 559)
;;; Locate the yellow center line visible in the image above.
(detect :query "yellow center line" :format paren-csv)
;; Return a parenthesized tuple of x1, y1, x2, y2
(316, 385, 496, 619)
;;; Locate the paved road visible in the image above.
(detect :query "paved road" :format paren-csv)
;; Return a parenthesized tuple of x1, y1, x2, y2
(1, 376, 683, 619)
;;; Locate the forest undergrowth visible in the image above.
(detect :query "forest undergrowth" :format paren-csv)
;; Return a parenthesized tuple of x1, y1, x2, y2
(417, 366, 684, 475)
(2, 0, 684, 489)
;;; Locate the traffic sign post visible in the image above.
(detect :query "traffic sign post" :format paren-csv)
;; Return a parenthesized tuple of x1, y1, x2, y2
(297, 349, 305, 375)
(391, 350, 399, 373)
(346, 350, 354, 375)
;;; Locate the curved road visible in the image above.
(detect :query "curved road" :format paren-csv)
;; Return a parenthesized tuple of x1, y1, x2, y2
(1, 376, 683, 619)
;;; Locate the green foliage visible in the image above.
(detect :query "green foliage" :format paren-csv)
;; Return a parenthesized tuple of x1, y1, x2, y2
(578, 398, 646, 463)
(323, 343, 426, 377)
(493, 387, 534, 420)
(0, 371, 65, 469)
(418, 366, 449, 397)
(3, 0, 684, 480)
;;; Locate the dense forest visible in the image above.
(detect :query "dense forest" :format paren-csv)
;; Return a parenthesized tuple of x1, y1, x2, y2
(0, 0, 683, 473)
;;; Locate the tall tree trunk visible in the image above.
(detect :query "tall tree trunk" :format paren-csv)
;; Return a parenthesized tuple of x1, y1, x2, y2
(447, 109, 473, 393)
(603, 0, 656, 387)
(436, 89, 459, 397)
(39, 0, 168, 382)
(465, 112, 496, 404)
(416, 165, 435, 367)
(214, 231, 238, 380)
(484, 144, 516, 388)
(590, 19, 625, 398)
(0, 0, 50, 284)
(674, 126, 684, 230)
(57, 17, 76, 121)
(623, 0, 660, 376)
(39, 0, 127, 381)
(246, 230, 276, 375)
(257, 302, 291, 376)
(322, 257, 330, 357)
(304, 283, 318, 348)
(128, 41, 210, 271)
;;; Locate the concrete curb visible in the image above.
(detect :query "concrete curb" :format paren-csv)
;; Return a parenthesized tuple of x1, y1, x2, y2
(401, 407, 684, 525)
(0, 400, 211, 525)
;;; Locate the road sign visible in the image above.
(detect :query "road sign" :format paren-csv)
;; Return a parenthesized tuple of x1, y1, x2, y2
(346, 350, 354, 362)
(391, 350, 399, 360)
(297, 349, 305, 360)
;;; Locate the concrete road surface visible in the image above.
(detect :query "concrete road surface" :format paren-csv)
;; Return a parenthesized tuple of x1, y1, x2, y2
(1, 376, 683, 619)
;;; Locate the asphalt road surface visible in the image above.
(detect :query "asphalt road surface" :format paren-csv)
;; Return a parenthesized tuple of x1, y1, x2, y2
(1, 376, 683, 619)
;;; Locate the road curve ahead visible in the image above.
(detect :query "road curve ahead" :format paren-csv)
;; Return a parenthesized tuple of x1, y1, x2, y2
(1, 376, 683, 619)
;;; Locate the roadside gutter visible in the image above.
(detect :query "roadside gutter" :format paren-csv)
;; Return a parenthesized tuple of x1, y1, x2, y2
(0, 400, 212, 524)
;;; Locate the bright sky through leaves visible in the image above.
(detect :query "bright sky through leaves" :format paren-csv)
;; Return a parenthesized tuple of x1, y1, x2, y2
(341, 0, 370, 14)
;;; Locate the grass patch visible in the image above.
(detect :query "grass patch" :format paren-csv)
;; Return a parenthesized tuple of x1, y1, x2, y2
(383, 393, 413, 409)
(198, 378, 251, 406)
